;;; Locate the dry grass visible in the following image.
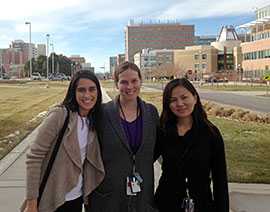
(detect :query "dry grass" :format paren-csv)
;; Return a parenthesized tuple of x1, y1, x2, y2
(0, 81, 68, 159)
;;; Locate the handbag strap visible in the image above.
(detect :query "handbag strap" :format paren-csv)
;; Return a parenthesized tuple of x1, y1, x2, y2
(37, 106, 70, 205)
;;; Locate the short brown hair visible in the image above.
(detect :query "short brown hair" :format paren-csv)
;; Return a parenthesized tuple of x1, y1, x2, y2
(114, 61, 142, 85)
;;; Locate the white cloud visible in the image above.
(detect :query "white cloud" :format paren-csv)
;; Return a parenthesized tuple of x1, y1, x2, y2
(0, 0, 269, 70)
(158, 0, 270, 20)
(0, 0, 79, 20)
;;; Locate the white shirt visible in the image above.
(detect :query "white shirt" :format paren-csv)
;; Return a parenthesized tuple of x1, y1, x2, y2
(65, 115, 89, 201)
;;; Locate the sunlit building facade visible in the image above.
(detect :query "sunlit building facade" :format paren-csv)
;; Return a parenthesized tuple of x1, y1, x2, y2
(125, 20, 194, 62)
(238, 4, 270, 80)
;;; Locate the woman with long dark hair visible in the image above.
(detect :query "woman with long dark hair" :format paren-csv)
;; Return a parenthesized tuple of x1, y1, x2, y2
(22, 70, 105, 212)
(154, 78, 229, 212)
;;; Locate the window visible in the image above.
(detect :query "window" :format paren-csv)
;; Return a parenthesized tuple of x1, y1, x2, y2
(202, 63, 207, 69)
(202, 54, 207, 60)
(194, 54, 199, 60)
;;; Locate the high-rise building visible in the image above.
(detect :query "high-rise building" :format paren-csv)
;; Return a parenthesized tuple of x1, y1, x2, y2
(117, 54, 125, 65)
(37, 44, 46, 57)
(125, 20, 195, 62)
(109, 56, 117, 74)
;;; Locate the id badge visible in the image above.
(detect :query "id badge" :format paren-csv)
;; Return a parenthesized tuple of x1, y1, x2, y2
(130, 177, 141, 193)
(133, 172, 143, 183)
(126, 177, 136, 196)
(181, 197, 194, 212)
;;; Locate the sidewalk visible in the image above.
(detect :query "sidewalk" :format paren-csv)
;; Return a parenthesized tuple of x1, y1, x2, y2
(1, 89, 270, 211)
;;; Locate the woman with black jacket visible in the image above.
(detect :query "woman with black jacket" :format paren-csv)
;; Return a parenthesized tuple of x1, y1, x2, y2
(154, 78, 229, 212)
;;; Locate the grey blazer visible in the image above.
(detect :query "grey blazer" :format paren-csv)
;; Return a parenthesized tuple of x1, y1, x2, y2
(87, 96, 159, 212)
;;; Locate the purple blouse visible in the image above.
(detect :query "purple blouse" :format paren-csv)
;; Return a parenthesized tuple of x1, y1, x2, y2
(121, 114, 142, 154)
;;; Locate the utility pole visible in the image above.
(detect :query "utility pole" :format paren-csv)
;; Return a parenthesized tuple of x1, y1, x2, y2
(25, 21, 32, 78)
(46, 34, 50, 79)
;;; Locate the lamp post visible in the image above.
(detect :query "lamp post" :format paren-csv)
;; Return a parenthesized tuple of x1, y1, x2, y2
(46, 34, 50, 79)
(0, 54, 2, 78)
(25, 22, 32, 78)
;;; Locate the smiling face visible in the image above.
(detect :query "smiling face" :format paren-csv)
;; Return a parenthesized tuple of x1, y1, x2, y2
(169, 85, 197, 120)
(116, 68, 141, 102)
(76, 78, 97, 117)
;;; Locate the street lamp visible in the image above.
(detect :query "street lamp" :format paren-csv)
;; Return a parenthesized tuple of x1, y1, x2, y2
(46, 34, 50, 79)
(25, 21, 32, 78)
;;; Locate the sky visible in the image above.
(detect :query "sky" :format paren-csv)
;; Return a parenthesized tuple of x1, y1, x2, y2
(0, 0, 269, 72)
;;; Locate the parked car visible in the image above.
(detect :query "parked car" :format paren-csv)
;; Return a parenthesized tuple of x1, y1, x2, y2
(205, 77, 228, 83)
(31, 72, 42, 80)
(1, 73, 10, 80)
(49, 73, 69, 81)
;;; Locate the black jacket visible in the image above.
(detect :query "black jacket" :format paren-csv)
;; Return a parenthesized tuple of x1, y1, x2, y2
(154, 123, 229, 212)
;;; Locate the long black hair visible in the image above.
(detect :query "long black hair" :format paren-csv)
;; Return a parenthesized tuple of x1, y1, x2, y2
(62, 70, 102, 129)
(160, 78, 214, 131)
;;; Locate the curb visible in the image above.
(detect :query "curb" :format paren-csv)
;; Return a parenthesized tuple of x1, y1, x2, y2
(0, 136, 29, 176)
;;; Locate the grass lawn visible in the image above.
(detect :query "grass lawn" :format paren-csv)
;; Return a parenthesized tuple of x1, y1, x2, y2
(0, 81, 68, 159)
(101, 81, 270, 183)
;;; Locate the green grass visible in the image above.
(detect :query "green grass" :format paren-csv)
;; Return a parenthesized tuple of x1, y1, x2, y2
(0, 81, 68, 159)
(210, 117, 270, 183)
(102, 81, 270, 183)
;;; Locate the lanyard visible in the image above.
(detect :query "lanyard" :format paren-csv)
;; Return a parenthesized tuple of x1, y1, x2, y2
(118, 98, 140, 154)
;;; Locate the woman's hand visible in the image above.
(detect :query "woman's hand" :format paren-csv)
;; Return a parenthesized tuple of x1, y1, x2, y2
(23, 199, 38, 212)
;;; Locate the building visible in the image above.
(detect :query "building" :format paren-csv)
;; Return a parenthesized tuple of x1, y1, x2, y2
(134, 48, 174, 72)
(0, 40, 47, 78)
(174, 45, 218, 80)
(125, 20, 195, 62)
(109, 56, 117, 74)
(140, 26, 241, 81)
(238, 4, 270, 81)
(12, 40, 36, 59)
(194, 35, 216, 45)
(69, 55, 86, 72)
(69, 55, 86, 64)
(117, 54, 125, 65)
(81, 63, 95, 73)
(211, 25, 242, 78)
(37, 44, 46, 57)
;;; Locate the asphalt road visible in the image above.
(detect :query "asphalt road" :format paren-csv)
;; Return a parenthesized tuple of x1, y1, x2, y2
(144, 84, 270, 113)
(198, 90, 270, 113)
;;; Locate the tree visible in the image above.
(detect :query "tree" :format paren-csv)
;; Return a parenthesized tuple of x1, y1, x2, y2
(49, 53, 72, 76)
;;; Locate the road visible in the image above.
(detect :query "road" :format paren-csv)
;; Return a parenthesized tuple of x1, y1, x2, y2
(144, 83, 270, 113)
(198, 90, 270, 113)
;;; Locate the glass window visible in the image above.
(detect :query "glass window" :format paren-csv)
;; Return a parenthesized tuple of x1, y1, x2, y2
(194, 54, 199, 60)
(202, 63, 207, 69)
(202, 54, 207, 59)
